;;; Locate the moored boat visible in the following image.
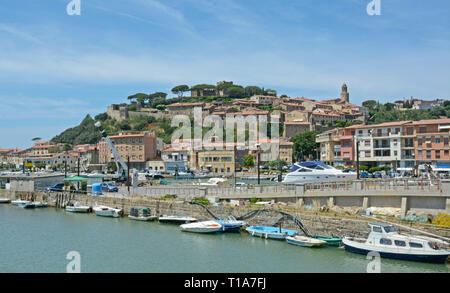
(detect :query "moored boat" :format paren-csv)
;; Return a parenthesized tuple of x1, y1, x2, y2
(311, 235, 342, 247)
(246, 226, 298, 240)
(286, 236, 326, 247)
(216, 216, 245, 232)
(11, 199, 31, 207)
(342, 222, 450, 264)
(282, 161, 356, 184)
(93, 205, 123, 218)
(180, 220, 222, 233)
(158, 215, 197, 224)
(0, 198, 10, 204)
(66, 202, 91, 213)
(128, 207, 157, 221)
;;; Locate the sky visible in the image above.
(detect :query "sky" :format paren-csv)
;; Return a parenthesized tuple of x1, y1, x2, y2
(0, 0, 449, 148)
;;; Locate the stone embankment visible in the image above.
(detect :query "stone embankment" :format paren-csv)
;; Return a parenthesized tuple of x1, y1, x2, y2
(1, 189, 449, 239)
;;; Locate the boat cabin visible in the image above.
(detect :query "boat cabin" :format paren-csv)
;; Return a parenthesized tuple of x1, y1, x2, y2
(367, 222, 448, 251)
(130, 207, 152, 218)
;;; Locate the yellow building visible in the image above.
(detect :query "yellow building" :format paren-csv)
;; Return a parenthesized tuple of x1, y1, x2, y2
(190, 149, 235, 174)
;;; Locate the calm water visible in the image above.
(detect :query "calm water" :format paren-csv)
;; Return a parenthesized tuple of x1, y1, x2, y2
(0, 205, 448, 273)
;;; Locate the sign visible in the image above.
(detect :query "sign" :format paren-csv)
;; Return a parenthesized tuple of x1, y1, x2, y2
(25, 161, 33, 168)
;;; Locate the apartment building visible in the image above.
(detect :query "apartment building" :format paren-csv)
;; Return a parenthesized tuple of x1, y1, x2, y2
(317, 118, 450, 171)
(98, 131, 158, 170)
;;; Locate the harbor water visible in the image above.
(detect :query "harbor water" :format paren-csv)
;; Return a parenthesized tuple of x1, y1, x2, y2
(0, 205, 448, 273)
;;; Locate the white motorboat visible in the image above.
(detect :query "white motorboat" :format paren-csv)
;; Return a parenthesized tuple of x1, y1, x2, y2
(11, 199, 31, 207)
(158, 215, 197, 224)
(343, 222, 450, 264)
(180, 220, 223, 233)
(193, 178, 227, 186)
(0, 198, 10, 204)
(93, 205, 123, 218)
(282, 161, 356, 184)
(128, 207, 157, 221)
(23, 202, 48, 209)
(66, 202, 91, 213)
(286, 236, 326, 247)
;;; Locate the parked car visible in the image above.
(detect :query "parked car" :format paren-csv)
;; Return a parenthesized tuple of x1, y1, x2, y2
(46, 183, 65, 192)
(102, 182, 119, 192)
(360, 172, 371, 179)
(372, 171, 383, 178)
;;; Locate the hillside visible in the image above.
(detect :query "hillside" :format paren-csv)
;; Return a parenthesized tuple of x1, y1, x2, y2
(51, 114, 103, 145)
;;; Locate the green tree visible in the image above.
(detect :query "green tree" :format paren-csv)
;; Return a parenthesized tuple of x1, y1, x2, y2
(243, 155, 255, 169)
(171, 85, 190, 98)
(244, 86, 263, 97)
(156, 104, 167, 111)
(227, 86, 245, 98)
(362, 100, 377, 110)
(291, 131, 320, 161)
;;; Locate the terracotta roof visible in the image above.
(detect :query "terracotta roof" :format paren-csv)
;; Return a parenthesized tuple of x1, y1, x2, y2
(284, 121, 311, 125)
(412, 118, 450, 125)
(110, 134, 145, 138)
(167, 102, 205, 107)
(31, 145, 55, 149)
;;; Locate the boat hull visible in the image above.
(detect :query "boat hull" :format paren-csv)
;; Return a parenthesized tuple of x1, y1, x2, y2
(93, 207, 122, 218)
(221, 223, 243, 232)
(312, 236, 342, 247)
(66, 206, 91, 213)
(11, 200, 30, 207)
(128, 215, 157, 221)
(286, 237, 326, 247)
(180, 221, 222, 233)
(158, 216, 197, 224)
(343, 240, 450, 264)
(246, 226, 298, 240)
(0, 199, 10, 204)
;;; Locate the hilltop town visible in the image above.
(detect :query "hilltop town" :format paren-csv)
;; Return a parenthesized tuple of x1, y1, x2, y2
(1, 81, 449, 175)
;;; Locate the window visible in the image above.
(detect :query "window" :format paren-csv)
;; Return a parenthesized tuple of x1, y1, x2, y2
(435, 137, 441, 144)
(394, 240, 406, 247)
(436, 150, 440, 159)
(418, 138, 423, 146)
(409, 242, 423, 248)
(419, 127, 427, 133)
(418, 150, 423, 157)
(365, 151, 371, 157)
(372, 226, 382, 233)
(365, 140, 371, 146)
(444, 137, 449, 146)
(426, 150, 431, 159)
(380, 238, 392, 245)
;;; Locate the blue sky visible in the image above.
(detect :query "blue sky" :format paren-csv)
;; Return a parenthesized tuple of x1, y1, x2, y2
(1, 0, 449, 148)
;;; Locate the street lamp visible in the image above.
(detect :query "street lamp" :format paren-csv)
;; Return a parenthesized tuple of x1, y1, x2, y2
(256, 143, 261, 185)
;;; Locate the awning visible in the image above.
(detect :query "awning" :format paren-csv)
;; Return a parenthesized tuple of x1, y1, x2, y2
(64, 176, 88, 182)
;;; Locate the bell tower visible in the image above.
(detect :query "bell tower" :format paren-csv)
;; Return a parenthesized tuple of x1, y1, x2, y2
(341, 83, 349, 103)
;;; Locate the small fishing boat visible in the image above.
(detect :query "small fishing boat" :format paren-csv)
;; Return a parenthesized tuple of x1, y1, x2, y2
(286, 236, 326, 247)
(342, 222, 450, 264)
(66, 202, 91, 213)
(311, 235, 342, 247)
(11, 199, 31, 207)
(93, 205, 123, 218)
(246, 226, 298, 240)
(180, 220, 223, 233)
(216, 216, 245, 232)
(158, 215, 197, 224)
(0, 198, 11, 204)
(128, 207, 157, 221)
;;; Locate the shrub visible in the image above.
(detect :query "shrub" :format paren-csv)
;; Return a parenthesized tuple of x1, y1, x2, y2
(192, 197, 210, 206)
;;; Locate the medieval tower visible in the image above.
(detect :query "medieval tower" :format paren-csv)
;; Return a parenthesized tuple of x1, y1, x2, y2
(341, 83, 349, 102)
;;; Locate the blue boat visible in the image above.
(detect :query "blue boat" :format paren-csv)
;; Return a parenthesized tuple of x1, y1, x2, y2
(216, 216, 245, 232)
(246, 226, 298, 240)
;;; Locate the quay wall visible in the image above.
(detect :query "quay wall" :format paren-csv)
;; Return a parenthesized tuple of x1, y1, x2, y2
(2, 189, 449, 239)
